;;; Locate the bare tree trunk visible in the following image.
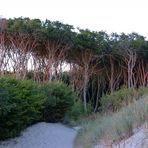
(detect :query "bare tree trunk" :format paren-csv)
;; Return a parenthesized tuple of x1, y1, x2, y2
(125, 50, 137, 89)
(83, 66, 88, 112)
(94, 78, 100, 112)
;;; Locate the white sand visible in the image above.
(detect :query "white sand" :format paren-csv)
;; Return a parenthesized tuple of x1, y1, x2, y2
(0, 122, 77, 148)
(112, 126, 148, 148)
(95, 123, 148, 148)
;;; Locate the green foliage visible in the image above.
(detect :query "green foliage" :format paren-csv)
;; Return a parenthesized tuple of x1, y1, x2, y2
(41, 81, 75, 122)
(100, 87, 146, 113)
(26, 70, 34, 80)
(0, 77, 43, 140)
(0, 76, 81, 140)
(67, 100, 85, 121)
(74, 29, 109, 54)
(59, 72, 70, 85)
(45, 20, 75, 43)
(7, 17, 42, 34)
(0, 89, 15, 116)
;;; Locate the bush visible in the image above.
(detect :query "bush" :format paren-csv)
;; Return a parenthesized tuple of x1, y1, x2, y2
(100, 87, 146, 113)
(41, 81, 75, 122)
(60, 72, 70, 85)
(0, 77, 43, 140)
(67, 100, 86, 121)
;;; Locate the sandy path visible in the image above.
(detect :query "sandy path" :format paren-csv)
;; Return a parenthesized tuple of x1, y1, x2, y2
(0, 122, 77, 148)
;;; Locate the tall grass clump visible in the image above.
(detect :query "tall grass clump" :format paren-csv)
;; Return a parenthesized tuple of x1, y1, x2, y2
(75, 93, 148, 148)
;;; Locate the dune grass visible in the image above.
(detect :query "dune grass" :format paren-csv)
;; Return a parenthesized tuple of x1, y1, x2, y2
(74, 95, 148, 148)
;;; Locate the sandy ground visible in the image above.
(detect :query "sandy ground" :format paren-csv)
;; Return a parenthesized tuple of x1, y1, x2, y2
(1, 122, 147, 148)
(95, 123, 148, 148)
(0, 122, 77, 148)
(113, 125, 148, 148)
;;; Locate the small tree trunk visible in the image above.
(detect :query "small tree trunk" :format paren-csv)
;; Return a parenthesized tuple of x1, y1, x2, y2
(83, 67, 88, 112)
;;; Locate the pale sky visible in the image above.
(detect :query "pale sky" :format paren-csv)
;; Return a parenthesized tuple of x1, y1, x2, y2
(1, 0, 148, 38)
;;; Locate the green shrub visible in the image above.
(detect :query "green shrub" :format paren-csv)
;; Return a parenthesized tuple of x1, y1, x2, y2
(67, 100, 86, 121)
(41, 81, 75, 122)
(69, 101, 84, 120)
(58, 72, 70, 85)
(26, 70, 34, 80)
(0, 77, 43, 140)
(100, 87, 145, 113)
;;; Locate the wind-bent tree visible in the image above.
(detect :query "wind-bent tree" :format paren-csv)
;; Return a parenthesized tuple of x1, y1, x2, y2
(0, 18, 7, 75)
(0, 17, 148, 111)
(41, 20, 75, 81)
(113, 33, 147, 89)
(69, 29, 108, 111)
